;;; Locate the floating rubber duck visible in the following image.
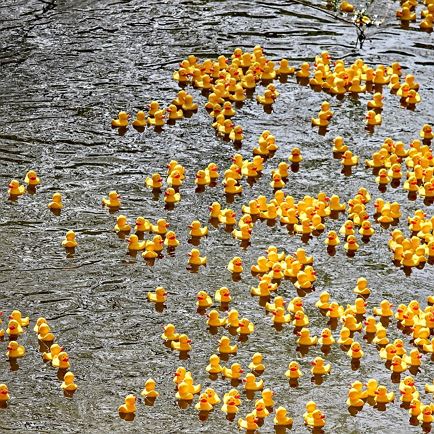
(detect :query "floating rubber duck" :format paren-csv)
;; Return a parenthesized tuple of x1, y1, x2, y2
(420, 124, 433, 140)
(140, 378, 159, 399)
(214, 287, 231, 305)
(147, 287, 167, 304)
(9, 310, 29, 327)
(237, 318, 254, 335)
(195, 393, 213, 412)
(61, 372, 78, 392)
(319, 328, 335, 346)
(324, 230, 340, 246)
(374, 385, 394, 404)
(344, 235, 359, 252)
(204, 388, 220, 406)
(114, 215, 131, 233)
(305, 409, 326, 428)
(112, 111, 129, 127)
(161, 324, 178, 342)
(418, 405, 434, 424)
(42, 343, 63, 362)
(243, 373, 264, 391)
(348, 341, 364, 359)
(338, 327, 353, 346)
(6, 318, 23, 338)
(228, 256, 243, 273)
(102, 191, 121, 208)
(285, 361, 303, 379)
(206, 354, 223, 374)
(6, 341, 25, 359)
(127, 234, 146, 251)
(164, 231, 180, 248)
(145, 173, 164, 190)
(390, 355, 407, 373)
(404, 349, 422, 367)
(248, 352, 265, 373)
(175, 383, 194, 401)
(171, 334, 192, 352)
(396, 6, 416, 21)
(132, 111, 147, 127)
(0, 384, 10, 404)
(218, 336, 238, 354)
(297, 328, 317, 346)
(316, 291, 331, 310)
(221, 396, 239, 414)
(134, 217, 150, 234)
(207, 310, 226, 327)
(118, 394, 137, 415)
(289, 147, 302, 164)
(296, 62, 310, 78)
(37, 322, 55, 342)
(341, 150, 358, 166)
(52, 351, 70, 369)
(187, 248, 206, 266)
(8, 179, 26, 197)
(222, 363, 244, 381)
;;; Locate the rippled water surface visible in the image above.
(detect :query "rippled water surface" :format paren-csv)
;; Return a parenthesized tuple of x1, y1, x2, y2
(1, 0, 434, 433)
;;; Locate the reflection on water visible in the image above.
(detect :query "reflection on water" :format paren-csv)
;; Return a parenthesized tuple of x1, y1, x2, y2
(1, 0, 434, 433)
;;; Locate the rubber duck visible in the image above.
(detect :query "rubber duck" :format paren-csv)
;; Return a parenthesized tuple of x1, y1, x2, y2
(374, 385, 394, 404)
(271, 306, 291, 325)
(237, 318, 254, 336)
(341, 150, 358, 167)
(338, 327, 353, 346)
(399, 376, 418, 401)
(175, 383, 194, 401)
(214, 287, 231, 305)
(332, 137, 348, 154)
(296, 62, 310, 78)
(348, 77, 366, 93)
(218, 336, 237, 354)
(6, 318, 23, 337)
(147, 286, 167, 304)
(390, 355, 407, 373)
(285, 361, 303, 379)
(52, 351, 70, 369)
(228, 256, 243, 273)
(139, 379, 159, 400)
(404, 349, 422, 367)
(193, 393, 213, 412)
(133, 217, 149, 234)
(195, 291, 212, 309)
(6, 341, 25, 359)
(126, 234, 145, 251)
(327, 302, 344, 319)
(0, 384, 10, 403)
(364, 316, 378, 334)
(202, 388, 220, 406)
(42, 343, 63, 362)
(324, 230, 340, 247)
(289, 147, 302, 164)
(111, 111, 129, 127)
(243, 373, 264, 391)
(171, 334, 192, 352)
(118, 394, 136, 414)
(344, 235, 359, 252)
(206, 310, 225, 328)
(418, 405, 434, 424)
(274, 406, 293, 427)
(297, 328, 317, 347)
(160, 324, 178, 342)
(102, 190, 121, 208)
(397, 6, 416, 21)
(221, 396, 239, 414)
(420, 124, 433, 140)
(204, 354, 223, 374)
(347, 388, 364, 407)
(164, 231, 180, 249)
(348, 341, 364, 359)
(406, 89, 421, 105)
(167, 104, 184, 120)
(222, 363, 243, 380)
(315, 291, 331, 310)
(112, 215, 130, 233)
(311, 111, 330, 127)
(248, 352, 265, 373)
(305, 409, 326, 428)
(187, 248, 206, 266)
(145, 173, 163, 190)
(293, 311, 310, 328)
(37, 322, 55, 342)
(365, 110, 382, 126)
(9, 310, 29, 327)
(319, 328, 335, 346)
(61, 372, 78, 392)
(253, 399, 270, 419)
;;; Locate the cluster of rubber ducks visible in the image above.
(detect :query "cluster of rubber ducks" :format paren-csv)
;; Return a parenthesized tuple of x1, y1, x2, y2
(364, 128, 434, 199)
(396, 0, 434, 31)
(0, 311, 77, 407)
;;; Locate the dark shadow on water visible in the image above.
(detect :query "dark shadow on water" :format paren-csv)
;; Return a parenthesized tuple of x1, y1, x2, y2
(119, 411, 135, 421)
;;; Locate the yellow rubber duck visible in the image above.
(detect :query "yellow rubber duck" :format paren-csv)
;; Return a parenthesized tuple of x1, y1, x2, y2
(237, 318, 254, 335)
(347, 341, 364, 359)
(42, 343, 63, 362)
(195, 393, 213, 412)
(9, 310, 29, 327)
(347, 388, 364, 408)
(297, 328, 317, 346)
(406, 89, 421, 105)
(47, 192, 63, 210)
(204, 388, 220, 405)
(248, 352, 265, 373)
(37, 323, 55, 342)
(114, 215, 131, 233)
(164, 231, 180, 248)
(404, 349, 422, 367)
(315, 291, 331, 310)
(6, 341, 25, 359)
(196, 290, 212, 308)
(418, 405, 434, 424)
(327, 302, 344, 318)
(24, 170, 40, 187)
(206, 354, 223, 374)
(289, 147, 303, 163)
(276, 59, 295, 75)
(147, 287, 167, 303)
(173, 367, 187, 386)
(324, 230, 340, 246)
(341, 150, 358, 166)
(359, 220, 375, 237)
(293, 310, 310, 327)
(367, 92, 384, 110)
(218, 336, 238, 354)
(127, 234, 146, 251)
(296, 62, 310, 78)
(171, 334, 192, 352)
(329, 194, 346, 211)
(274, 406, 293, 427)
(151, 218, 169, 236)
(132, 111, 147, 127)
(253, 399, 270, 419)
(141, 378, 159, 399)
(228, 256, 243, 273)
(8, 179, 26, 196)
(148, 109, 166, 127)
(61, 372, 78, 392)
(164, 187, 180, 204)
(161, 324, 179, 342)
(365, 110, 382, 126)
(0, 384, 10, 403)
(226, 309, 240, 328)
(6, 319, 23, 338)
(118, 394, 136, 414)
(338, 327, 353, 346)
(111, 111, 129, 127)
(175, 383, 193, 401)
(311, 111, 330, 127)
(134, 216, 151, 233)
(397, 6, 416, 21)
(167, 104, 183, 120)
(102, 191, 121, 208)
(319, 328, 335, 346)
(221, 396, 239, 414)
(311, 357, 331, 375)
(285, 361, 303, 379)
(305, 409, 326, 428)
(390, 355, 407, 373)
(243, 373, 264, 391)
(344, 235, 359, 252)
(374, 385, 394, 404)
(420, 124, 433, 140)
(214, 287, 231, 304)
(145, 173, 163, 189)
(52, 351, 70, 369)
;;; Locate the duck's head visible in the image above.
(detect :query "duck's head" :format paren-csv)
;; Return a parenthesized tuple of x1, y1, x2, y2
(8, 179, 20, 189)
(64, 371, 75, 383)
(118, 111, 129, 121)
(7, 341, 19, 351)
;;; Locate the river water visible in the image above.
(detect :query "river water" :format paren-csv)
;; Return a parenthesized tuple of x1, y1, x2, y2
(1, 0, 434, 433)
